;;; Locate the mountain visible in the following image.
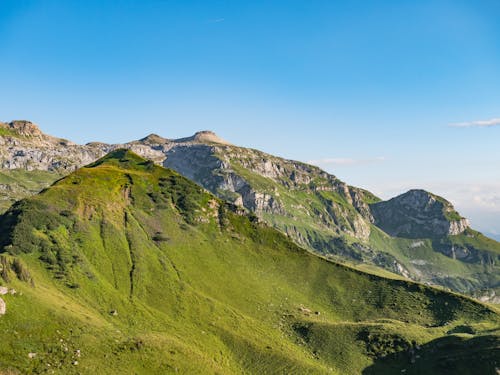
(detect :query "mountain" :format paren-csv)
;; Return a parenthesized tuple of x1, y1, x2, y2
(370, 190, 470, 239)
(0, 120, 499, 301)
(0, 150, 498, 374)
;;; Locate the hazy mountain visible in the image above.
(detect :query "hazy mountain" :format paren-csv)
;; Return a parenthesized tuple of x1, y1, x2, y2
(0, 150, 497, 374)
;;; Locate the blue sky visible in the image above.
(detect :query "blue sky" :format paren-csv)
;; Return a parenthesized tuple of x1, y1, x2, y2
(1, 0, 499, 235)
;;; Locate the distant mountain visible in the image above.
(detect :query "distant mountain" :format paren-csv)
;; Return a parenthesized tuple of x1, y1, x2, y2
(0, 120, 499, 301)
(370, 189, 470, 239)
(0, 149, 497, 374)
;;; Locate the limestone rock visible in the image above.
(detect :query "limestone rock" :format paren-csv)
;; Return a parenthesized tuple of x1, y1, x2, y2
(0, 297, 5, 315)
(174, 131, 231, 145)
(370, 189, 469, 238)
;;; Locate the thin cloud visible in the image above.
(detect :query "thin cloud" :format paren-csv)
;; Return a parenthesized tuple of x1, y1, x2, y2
(449, 117, 500, 128)
(207, 18, 225, 23)
(308, 156, 386, 167)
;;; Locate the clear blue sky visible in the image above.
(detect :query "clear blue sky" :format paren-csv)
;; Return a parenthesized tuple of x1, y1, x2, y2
(1, 0, 499, 235)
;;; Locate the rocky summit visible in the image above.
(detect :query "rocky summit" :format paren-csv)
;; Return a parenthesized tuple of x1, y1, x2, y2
(0, 121, 499, 301)
(370, 189, 470, 238)
(0, 121, 108, 171)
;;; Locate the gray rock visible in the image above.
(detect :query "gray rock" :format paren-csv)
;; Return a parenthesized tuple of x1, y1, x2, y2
(0, 297, 5, 315)
(370, 189, 469, 238)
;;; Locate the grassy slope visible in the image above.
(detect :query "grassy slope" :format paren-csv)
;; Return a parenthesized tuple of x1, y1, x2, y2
(369, 227, 500, 293)
(0, 150, 498, 374)
(0, 170, 62, 213)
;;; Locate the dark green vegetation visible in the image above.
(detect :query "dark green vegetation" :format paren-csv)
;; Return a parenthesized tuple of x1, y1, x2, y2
(363, 333, 500, 374)
(0, 150, 498, 374)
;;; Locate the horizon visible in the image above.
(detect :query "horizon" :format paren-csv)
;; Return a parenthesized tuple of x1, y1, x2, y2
(1, 1, 499, 236)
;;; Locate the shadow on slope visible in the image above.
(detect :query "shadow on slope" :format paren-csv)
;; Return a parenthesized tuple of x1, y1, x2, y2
(362, 332, 500, 375)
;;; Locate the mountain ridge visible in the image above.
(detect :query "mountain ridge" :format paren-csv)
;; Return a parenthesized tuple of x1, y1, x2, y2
(0, 120, 498, 301)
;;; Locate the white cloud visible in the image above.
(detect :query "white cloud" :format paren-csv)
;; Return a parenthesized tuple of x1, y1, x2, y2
(308, 156, 386, 167)
(449, 117, 500, 128)
(470, 192, 500, 211)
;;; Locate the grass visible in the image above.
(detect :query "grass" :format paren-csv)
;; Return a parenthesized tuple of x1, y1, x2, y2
(0, 127, 21, 138)
(368, 226, 500, 294)
(0, 149, 498, 374)
(0, 170, 62, 214)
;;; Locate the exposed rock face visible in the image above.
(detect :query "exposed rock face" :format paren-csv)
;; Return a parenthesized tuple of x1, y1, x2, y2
(4, 120, 44, 138)
(476, 290, 500, 304)
(241, 189, 285, 215)
(174, 130, 232, 145)
(163, 143, 375, 242)
(448, 219, 470, 235)
(0, 297, 5, 315)
(0, 123, 230, 173)
(370, 189, 469, 238)
(0, 121, 111, 171)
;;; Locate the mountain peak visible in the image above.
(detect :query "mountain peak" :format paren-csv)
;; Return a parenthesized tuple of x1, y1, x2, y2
(370, 189, 469, 238)
(396, 189, 460, 213)
(1, 120, 44, 137)
(86, 148, 153, 170)
(139, 133, 170, 144)
(397, 189, 438, 207)
(174, 130, 231, 145)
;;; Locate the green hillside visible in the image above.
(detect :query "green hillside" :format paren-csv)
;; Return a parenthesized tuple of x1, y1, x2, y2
(0, 150, 498, 374)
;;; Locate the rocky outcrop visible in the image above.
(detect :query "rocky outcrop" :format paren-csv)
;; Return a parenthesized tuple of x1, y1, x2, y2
(174, 130, 232, 145)
(0, 121, 111, 171)
(476, 290, 500, 304)
(370, 189, 469, 238)
(448, 219, 470, 235)
(0, 297, 5, 315)
(3, 120, 45, 138)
